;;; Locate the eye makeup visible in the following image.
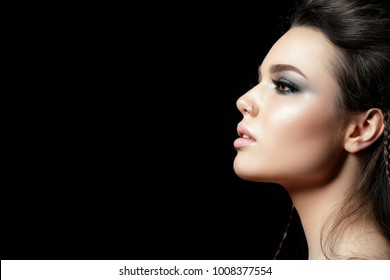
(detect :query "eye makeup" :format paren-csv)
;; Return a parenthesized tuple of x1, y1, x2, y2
(272, 77, 301, 94)
(256, 65, 306, 95)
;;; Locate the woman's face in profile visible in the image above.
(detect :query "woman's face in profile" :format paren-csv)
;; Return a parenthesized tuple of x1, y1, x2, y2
(233, 26, 347, 188)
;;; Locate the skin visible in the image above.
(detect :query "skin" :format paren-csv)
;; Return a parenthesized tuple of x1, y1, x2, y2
(234, 26, 346, 188)
(233, 26, 388, 259)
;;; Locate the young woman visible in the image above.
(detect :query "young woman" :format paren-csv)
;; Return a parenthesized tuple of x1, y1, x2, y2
(233, 0, 390, 259)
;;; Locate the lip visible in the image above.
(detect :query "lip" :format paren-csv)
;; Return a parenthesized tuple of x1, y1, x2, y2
(233, 123, 256, 148)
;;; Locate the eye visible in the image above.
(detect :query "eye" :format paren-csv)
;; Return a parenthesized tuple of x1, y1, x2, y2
(272, 78, 300, 94)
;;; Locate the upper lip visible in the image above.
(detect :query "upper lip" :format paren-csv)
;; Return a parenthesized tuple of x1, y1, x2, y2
(237, 123, 255, 140)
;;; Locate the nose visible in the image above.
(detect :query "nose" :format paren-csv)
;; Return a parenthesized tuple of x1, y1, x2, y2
(236, 95, 256, 116)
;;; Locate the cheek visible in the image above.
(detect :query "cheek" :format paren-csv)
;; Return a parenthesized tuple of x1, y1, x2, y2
(260, 102, 343, 176)
(265, 104, 335, 140)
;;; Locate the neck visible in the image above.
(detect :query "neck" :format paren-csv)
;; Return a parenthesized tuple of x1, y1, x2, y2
(290, 184, 347, 259)
(284, 154, 359, 259)
(285, 154, 390, 259)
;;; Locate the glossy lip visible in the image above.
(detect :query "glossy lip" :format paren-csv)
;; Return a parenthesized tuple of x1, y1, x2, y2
(234, 123, 256, 148)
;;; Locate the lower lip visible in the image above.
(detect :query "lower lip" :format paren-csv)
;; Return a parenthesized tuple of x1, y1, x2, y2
(233, 137, 256, 148)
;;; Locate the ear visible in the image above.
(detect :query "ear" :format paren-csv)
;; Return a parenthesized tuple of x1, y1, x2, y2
(344, 108, 385, 153)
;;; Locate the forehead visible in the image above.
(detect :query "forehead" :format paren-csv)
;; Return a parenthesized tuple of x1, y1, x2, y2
(261, 26, 337, 80)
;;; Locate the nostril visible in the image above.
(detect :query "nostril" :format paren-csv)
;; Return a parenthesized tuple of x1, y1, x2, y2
(246, 105, 254, 115)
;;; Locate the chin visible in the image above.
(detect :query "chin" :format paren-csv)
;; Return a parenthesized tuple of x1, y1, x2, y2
(233, 163, 260, 181)
(233, 160, 281, 183)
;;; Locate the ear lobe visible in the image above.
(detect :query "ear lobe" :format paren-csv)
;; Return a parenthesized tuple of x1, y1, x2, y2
(344, 108, 385, 153)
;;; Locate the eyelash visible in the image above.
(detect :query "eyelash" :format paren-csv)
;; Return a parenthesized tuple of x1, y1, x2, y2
(272, 79, 300, 94)
(248, 78, 301, 95)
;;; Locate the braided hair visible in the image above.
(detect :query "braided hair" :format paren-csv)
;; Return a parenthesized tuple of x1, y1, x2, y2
(384, 111, 390, 185)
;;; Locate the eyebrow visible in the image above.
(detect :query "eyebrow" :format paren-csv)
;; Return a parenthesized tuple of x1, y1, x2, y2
(260, 64, 307, 78)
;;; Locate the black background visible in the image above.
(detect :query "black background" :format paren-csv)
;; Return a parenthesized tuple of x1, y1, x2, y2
(4, 0, 307, 260)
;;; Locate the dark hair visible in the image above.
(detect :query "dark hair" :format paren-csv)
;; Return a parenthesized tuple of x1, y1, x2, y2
(288, 0, 390, 259)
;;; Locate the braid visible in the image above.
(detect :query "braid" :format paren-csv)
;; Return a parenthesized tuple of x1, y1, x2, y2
(273, 204, 295, 260)
(384, 111, 390, 185)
